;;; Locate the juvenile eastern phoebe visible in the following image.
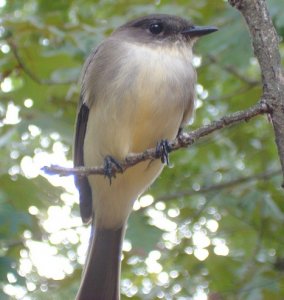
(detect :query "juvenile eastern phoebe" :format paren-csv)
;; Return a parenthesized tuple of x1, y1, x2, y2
(74, 14, 217, 300)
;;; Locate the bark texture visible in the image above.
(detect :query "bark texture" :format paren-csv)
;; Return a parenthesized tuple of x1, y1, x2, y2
(229, 0, 284, 185)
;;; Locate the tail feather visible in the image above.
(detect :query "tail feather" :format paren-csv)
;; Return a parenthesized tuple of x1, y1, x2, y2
(76, 226, 125, 300)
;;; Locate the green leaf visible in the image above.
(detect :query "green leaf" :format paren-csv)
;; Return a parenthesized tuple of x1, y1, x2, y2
(126, 212, 163, 254)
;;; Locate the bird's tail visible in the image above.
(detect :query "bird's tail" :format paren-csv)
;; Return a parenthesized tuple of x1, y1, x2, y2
(76, 225, 125, 300)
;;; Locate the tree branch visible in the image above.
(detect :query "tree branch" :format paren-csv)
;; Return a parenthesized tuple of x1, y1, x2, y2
(42, 102, 268, 177)
(229, 0, 284, 185)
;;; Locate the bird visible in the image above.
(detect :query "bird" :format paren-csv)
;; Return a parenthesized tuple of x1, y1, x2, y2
(73, 14, 217, 300)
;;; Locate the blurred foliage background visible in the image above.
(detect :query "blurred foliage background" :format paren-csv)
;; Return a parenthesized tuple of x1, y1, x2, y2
(1, 0, 284, 299)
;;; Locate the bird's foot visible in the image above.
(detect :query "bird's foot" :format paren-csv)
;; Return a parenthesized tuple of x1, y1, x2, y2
(156, 139, 172, 165)
(103, 155, 123, 185)
(177, 127, 187, 147)
(177, 127, 183, 137)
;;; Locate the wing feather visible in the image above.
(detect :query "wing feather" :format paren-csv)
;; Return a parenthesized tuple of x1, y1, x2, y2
(74, 99, 92, 223)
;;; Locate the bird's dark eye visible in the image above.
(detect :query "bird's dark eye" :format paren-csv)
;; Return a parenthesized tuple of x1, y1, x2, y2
(149, 23, 163, 34)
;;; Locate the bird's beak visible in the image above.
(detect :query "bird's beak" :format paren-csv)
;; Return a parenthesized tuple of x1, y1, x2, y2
(181, 25, 218, 37)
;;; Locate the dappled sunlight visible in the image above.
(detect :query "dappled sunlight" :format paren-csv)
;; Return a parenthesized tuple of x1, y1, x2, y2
(1, 77, 13, 93)
(146, 250, 163, 274)
(193, 288, 208, 300)
(213, 238, 230, 256)
(1, 98, 89, 297)
(0, 0, 6, 8)
(23, 241, 73, 280)
(147, 207, 177, 232)
(194, 248, 209, 261)
(192, 231, 211, 248)
(44, 205, 80, 233)
(3, 284, 26, 299)
(2, 101, 20, 124)
(133, 194, 154, 210)
(127, 198, 230, 298)
(123, 196, 228, 298)
(5, 119, 230, 299)
(206, 219, 219, 232)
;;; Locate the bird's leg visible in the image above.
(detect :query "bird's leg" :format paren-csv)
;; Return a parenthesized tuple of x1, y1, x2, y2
(156, 139, 172, 165)
(176, 127, 187, 147)
(103, 155, 123, 184)
(177, 127, 183, 137)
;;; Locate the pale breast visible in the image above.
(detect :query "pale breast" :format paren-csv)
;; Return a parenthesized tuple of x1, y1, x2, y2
(123, 42, 196, 152)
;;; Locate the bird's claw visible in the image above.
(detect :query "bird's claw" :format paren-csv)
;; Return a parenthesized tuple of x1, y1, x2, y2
(103, 156, 123, 185)
(156, 139, 172, 165)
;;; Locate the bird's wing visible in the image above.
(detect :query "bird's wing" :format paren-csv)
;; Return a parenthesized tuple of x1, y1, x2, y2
(73, 48, 99, 223)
